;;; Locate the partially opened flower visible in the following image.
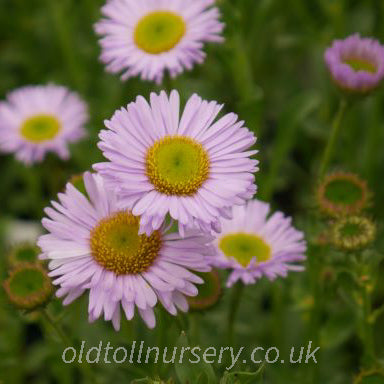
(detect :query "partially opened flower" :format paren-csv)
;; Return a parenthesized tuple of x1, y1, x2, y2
(325, 34, 384, 93)
(95, 90, 258, 236)
(38, 172, 213, 330)
(0, 85, 88, 164)
(95, 0, 224, 83)
(211, 199, 306, 287)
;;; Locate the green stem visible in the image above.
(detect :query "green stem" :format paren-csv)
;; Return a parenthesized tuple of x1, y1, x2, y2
(308, 243, 323, 383)
(41, 309, 100, 383)
(227, 282, 245, 346)
(41, 308, 71, 345)
(361, 282, 375, 365)
(318, 99, 347, 177)
(47, 0, 84, 92)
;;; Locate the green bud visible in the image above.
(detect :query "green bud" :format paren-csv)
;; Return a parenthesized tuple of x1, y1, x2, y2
(3, 263, 53, 311)
(331, 216, 376, 251)
(316, 172, 370, 217)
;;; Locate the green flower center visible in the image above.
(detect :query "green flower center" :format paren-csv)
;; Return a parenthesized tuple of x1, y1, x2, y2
(344, 58, 377, 74)
(134, 11, 186, 54)
(21, 114, 61, 142)
(90, 211, 162, 275)
(324, 179, 363, 206)
(146, 136, 210, 196)
(219, 233, 271, 267)
(9, 269, 45, 297)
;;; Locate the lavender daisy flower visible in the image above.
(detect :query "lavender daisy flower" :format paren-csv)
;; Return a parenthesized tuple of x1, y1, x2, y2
(94, 90, 258, 236)
(0, 85, 88, 165)
(325, 34, 384, 93)
(38, 172, 213, 330)
(94, 0, 224, 84)
(211, 200, 306, 287)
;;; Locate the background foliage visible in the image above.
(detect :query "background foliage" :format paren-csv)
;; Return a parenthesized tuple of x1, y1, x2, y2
(1, 0, 384, 383)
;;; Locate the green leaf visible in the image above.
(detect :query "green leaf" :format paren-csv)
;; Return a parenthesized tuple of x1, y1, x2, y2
(174, 332, 217, 384)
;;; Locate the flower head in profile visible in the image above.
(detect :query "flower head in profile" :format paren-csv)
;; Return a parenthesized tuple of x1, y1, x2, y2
(211, 199, 306, 287)
(0, 85, 88, 164)
(325, 34, 384, 93)
(95, 90, 258, 236)
(38, 172, 213, 330)
(95, 0, 224, 83)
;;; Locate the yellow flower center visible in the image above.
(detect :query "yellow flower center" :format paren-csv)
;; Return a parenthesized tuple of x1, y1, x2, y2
(145, 136, 210, 196)
(344, 58, 377, 74)
(134, 11, 186, 54)
(219, 233, 272, 267)
(90, 211, 162, 275)
(21, 114, 61, 143)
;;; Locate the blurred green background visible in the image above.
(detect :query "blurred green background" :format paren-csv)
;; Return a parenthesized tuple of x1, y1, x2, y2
(1, 0, 384, 383)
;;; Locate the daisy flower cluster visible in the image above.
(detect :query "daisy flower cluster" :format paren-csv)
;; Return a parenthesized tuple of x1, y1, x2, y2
(1, 0, 308, 331)
(37, 90, 307, 329)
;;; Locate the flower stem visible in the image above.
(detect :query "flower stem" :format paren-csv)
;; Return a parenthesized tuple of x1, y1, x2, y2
(362, 286, 375, 364)
(318, 98, 348, 177)
(227, 282, 245, 345)
(47, 0, 84, 92)
(41, 308, 71, 345)
(41, 309, 100, 383)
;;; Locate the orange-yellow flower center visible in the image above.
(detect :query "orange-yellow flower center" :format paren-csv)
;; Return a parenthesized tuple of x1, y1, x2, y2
(145, 136, 210, 196)
(90, 211, 162, 275)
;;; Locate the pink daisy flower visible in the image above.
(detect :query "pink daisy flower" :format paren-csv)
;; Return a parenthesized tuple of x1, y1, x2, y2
(94, 90, 258, 236)
(325, 33, 384, 93)
(211, 199, 306, 287)
(38, 172, 213, 330)
(0, 85, 88, 165)
(94, 0, 224, 84)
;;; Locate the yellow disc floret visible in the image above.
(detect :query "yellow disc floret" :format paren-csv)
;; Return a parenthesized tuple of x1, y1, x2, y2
(90, 211, 162, 275)
(134, 11, 186, 54)
(146, 136, 210, 196)
(344, 57, 377, 73)
(21, 114, 61, 143)
(219, 233, 272, 267)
